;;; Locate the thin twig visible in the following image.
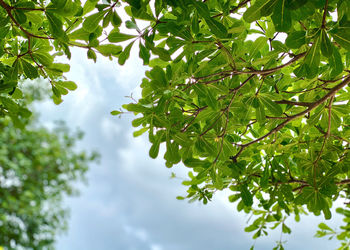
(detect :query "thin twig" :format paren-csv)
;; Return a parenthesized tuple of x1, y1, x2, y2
(321, 0, 329, 29)
(212, 0, 251, 18)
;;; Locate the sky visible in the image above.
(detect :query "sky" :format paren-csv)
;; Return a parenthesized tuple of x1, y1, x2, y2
(34, 47, 344, 250)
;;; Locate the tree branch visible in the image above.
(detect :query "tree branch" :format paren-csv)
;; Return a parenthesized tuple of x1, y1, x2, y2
(194, 52, 306, 81)
(231, 75, 350, 161)
(321, 0, 329, 29)
(275, 100, 314, 107)
(0, 0, 53, 40)
(212, 0, 251, 18)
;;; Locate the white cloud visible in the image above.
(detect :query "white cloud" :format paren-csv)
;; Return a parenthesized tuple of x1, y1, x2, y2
(150, 244, 163, 250)
(100, 116, 122, 141)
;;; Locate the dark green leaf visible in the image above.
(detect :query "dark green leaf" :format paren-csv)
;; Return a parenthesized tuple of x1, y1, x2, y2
(260, 96, 283, 116)
(241, 185, 253, 206)
(285, 31, 306, 49)
(320, 30, 333, 58)
(271, 0, 292, 32)
(304, 35, 321, 78)
(118, 42, 134, 65)
(20, 60, 38, 79)
(330, 27, 350, 51)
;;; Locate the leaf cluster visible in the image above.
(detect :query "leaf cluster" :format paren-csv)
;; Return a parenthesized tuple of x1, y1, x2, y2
(2, 0, 350, 248)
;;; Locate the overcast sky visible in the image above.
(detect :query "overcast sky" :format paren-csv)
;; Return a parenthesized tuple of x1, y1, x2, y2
(34, 47, 344, 250)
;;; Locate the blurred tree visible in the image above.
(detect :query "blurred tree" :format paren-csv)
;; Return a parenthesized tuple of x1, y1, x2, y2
(0, 107, 97, 249)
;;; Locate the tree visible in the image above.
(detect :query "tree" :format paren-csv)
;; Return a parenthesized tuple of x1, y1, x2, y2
(0, 114, 97, 249)
(0, 85, 98, 249)
(1, 0, 350, 248)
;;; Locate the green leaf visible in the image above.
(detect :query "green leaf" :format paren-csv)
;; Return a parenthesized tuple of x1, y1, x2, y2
(329, 46, 344, 77)
(87, 49, 97, 62)
(13, 10, 27, 24)
(108, 31, 137, 43)
(126, 20, 138, 29)
(139, 42, 150, 65)
(111, 11, 122, 27)
(191, 1, 210, 19)
(96, 44, 122, 57)
(149, 66, 167, 87)
(206, 89, 218, 110)
(259, 96, 283, 116)
(20, 60, 38, 79)
(243, 0, 278, 23)
(33, 52, 54, 66)
(118, 42, 134, 65)
(69, 28, 90, 41)
(256, 104, 266, 124)
(282, 223, 291, 234)
(318, 223, 334, 231)
(330, 27, 350, 51)
(123, 103, 148, 113)
(249, 37, 268, 59)
(183, 158, 210, 168)
(155, 0, 163, 17)
(245, 224, 259, 232)
(307, 108, 324, 126)
(304, 35, 321, 79)
(111, 110, 121, 115)
(56, 81, 77, 90)
(46, 12, 65, 38)
(320, 30, 333, 58)
(49, 63, 70, 72)
(149, 134, 162, 159)
(286, 0, 307, 9)
(241, 185, 253, 206)
(83, 10, 108, 32)
(0, 26, 10, 39)
(83, 0, 98, 15)
(151, 47, 171, 61)
(133, 127, 148, 137)
(191, 12, 199, 34)
(192, 1, 227, 38)
(204, 18, 228, 38)
(165, 140, 181, 164)
(271, 0, 292, 32)
(260, 165, 269, 188)
(285, 31, 306, 49)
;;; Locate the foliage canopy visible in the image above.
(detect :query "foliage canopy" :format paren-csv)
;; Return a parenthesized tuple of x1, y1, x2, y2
(0, 113, 97, 249)
(1, 0, 350, 248)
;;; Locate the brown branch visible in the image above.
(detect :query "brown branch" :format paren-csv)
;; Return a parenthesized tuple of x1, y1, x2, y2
(299, 21, 307, 31)
(315, 125, 350, 144)
(218, 74, 255, 101)
(275, 100, 313, 107)
(12, 6, 45, 11)
(194, 52, 306, 81)
(231, 75, 350, 160)
(321, 0, 329, 29)
(0, 0, 53, 40)
(212, 0, 251, 18)
(181, 106, 208, 132)
(198, 75, 231, 85)
(336, 179, 350, 185)
(294, 178, 350, 192)
(282, 81, 330, 94)
(234, 52, 306, 75)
